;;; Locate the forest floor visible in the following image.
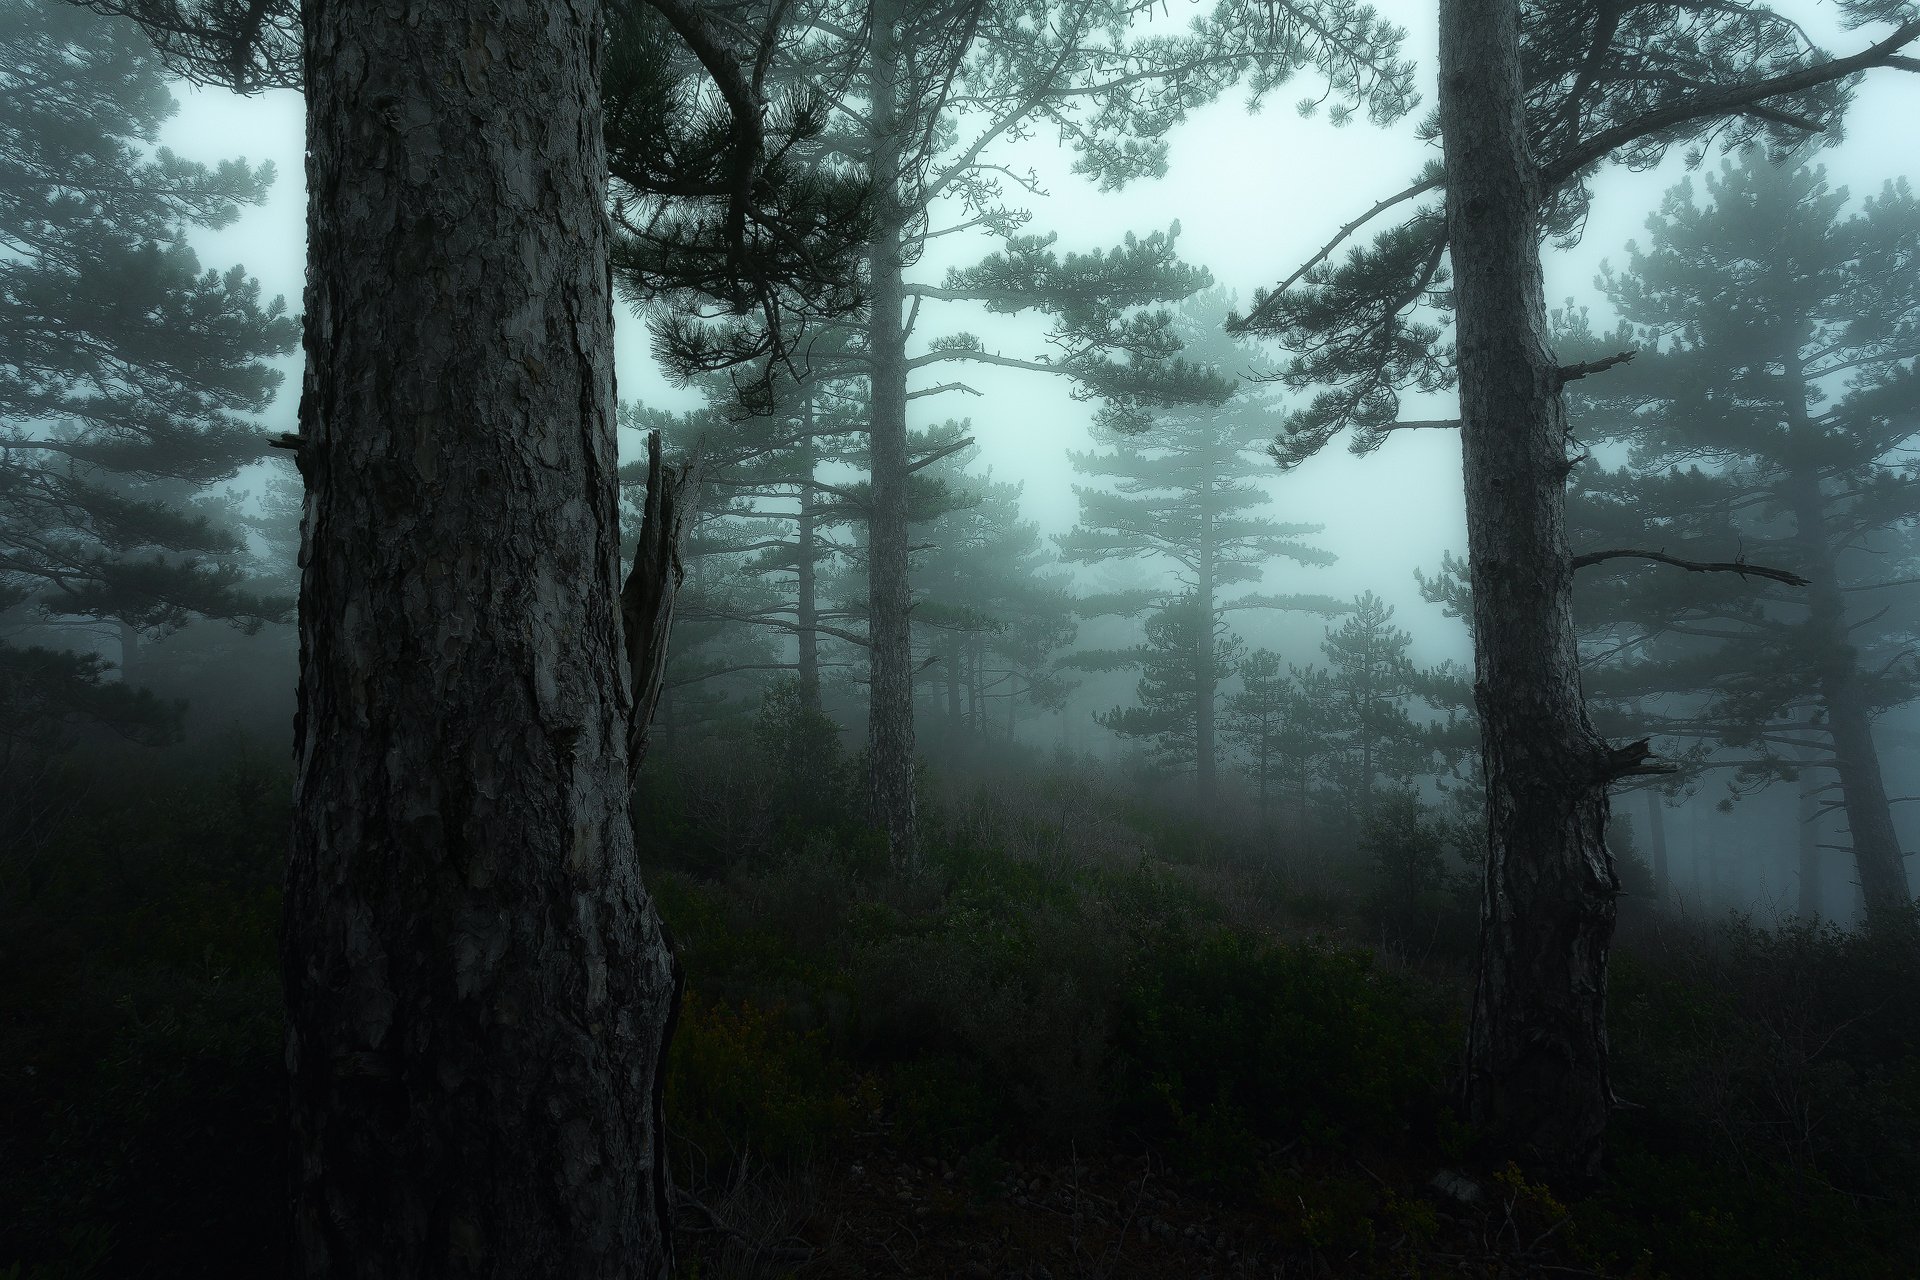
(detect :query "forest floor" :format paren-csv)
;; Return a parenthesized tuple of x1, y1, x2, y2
(3, 741, 1917, 1279)
(675, 1130, 1586, 1279)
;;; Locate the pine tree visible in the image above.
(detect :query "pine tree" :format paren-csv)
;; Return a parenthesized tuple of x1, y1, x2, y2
(625, 379, 868, 731)
(1231, 0, 1920, 1177)
(749, 0, 1417, 860)
(1, 0, 296, 716)
(1318, 591, 1437, 827)
(1061, 290, 1346, 803)
(1226, 649, 1336, 834)
(1564, 149, 1920, 930)
(282, 3, 682, 1273)
(1094, 592, 1246, 784)
(911, 448, 1077, 749)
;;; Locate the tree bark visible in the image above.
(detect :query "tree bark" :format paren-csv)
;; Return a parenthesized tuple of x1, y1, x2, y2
(864, 0, 917, 861)
(285, 4, 676, 1275)
(1442, 0, 1619, 1181)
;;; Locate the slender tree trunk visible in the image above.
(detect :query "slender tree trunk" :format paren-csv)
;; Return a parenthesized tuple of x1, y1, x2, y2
(285, 4, 675, 1275)
(970, 636, 984, 733)
(1443, 0, 1620, 1181)
(1359, 733, 1374, 827)
(864, 0, 916, 861)
(946, 638, 962, 734)
(1641, 788, 1669, 905)
(1256, 728, 1269, 828)
(116, 619, 140, 687)
(1783, 457, 1912, 930)
(795, 401, 821, 715)
(1797, 767, 1824, 921)
(1195, 483, 1216, 804)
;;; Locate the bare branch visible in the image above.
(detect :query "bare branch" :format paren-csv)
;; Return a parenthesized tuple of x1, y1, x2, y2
(906, 435, 976, 473)
(905, 381, 984, 400)
(1555, 349, 1635, 386)
(1571, 547, 1810, 586)
(1234, 174, 1443, 332)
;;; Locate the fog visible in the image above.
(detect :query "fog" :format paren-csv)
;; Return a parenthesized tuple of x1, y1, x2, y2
(7, 0, 1919, 1272)
(139, 0, 1920, 926)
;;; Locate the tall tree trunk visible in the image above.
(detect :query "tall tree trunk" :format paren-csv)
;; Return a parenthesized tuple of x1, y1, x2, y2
(864, 0, 916, 861)
(1195, 480, 1216, 804)
(1797, 767, 1824, 921)
(285, 4, 675, 1275)
(1443, 0, 1620, 1180)
(116, 619, 141, 687)
(1642, 787, 1668, 905)
(1256, 728, 1270, 829)
(969, 636, 984, 733)
(795, 398, 821, 715)
(1783, 456, 1912, 930)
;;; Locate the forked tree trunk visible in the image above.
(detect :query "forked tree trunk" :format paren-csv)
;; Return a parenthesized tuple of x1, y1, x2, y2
(1441, 0, 1621, 1181)
(285, 3, 676, 1275)
(864, 0, 917, 861)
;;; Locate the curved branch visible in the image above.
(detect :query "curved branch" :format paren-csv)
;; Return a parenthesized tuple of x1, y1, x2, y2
(1571, 547, 1810, 586)
(1540, 20, 1920, 190)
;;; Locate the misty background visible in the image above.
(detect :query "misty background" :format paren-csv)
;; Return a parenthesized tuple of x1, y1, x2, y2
(65, 0, 1920, 925)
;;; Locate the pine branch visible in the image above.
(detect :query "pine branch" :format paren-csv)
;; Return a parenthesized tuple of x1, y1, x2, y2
(644, 0, 765, 262)
(1539, 20, 1920, 190)
(1234, 172, 1442, 332)
(906, 435, 976, 473)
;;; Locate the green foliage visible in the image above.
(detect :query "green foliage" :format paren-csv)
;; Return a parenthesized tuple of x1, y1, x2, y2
(1, 745, 288, 1278)
(1116, 925, 1454, 1181)
(1588, 916, 1920, 1276)
(754, 677, 859, 833)
(1358, 792, 1467, 949)
(1096, 593, 1244, 775)
(667, 994, 860, 1169)
(1, 0, 297, 651)
(1567, 150, 1920, 793)
(10, 737, 1920, 1278)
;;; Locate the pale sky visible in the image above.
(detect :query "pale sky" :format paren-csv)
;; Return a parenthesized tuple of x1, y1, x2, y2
(159, 0, 1920, 669)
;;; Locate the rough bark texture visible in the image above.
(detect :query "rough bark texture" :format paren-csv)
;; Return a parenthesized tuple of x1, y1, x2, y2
(1442, 0, 1620, 1181)
(622, 430, 688, 778)
(285, 3, 676, 1275)
(864, 0, 917, 862)
(1783, 463, 1912, 932)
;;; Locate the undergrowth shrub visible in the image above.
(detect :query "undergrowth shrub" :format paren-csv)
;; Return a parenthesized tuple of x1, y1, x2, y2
(1116, 924, 1455, 1185)
(666, 993, 860, 1175)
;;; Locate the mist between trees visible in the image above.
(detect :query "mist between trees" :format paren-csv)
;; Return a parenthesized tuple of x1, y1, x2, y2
(3, 1, 1919, 1278)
